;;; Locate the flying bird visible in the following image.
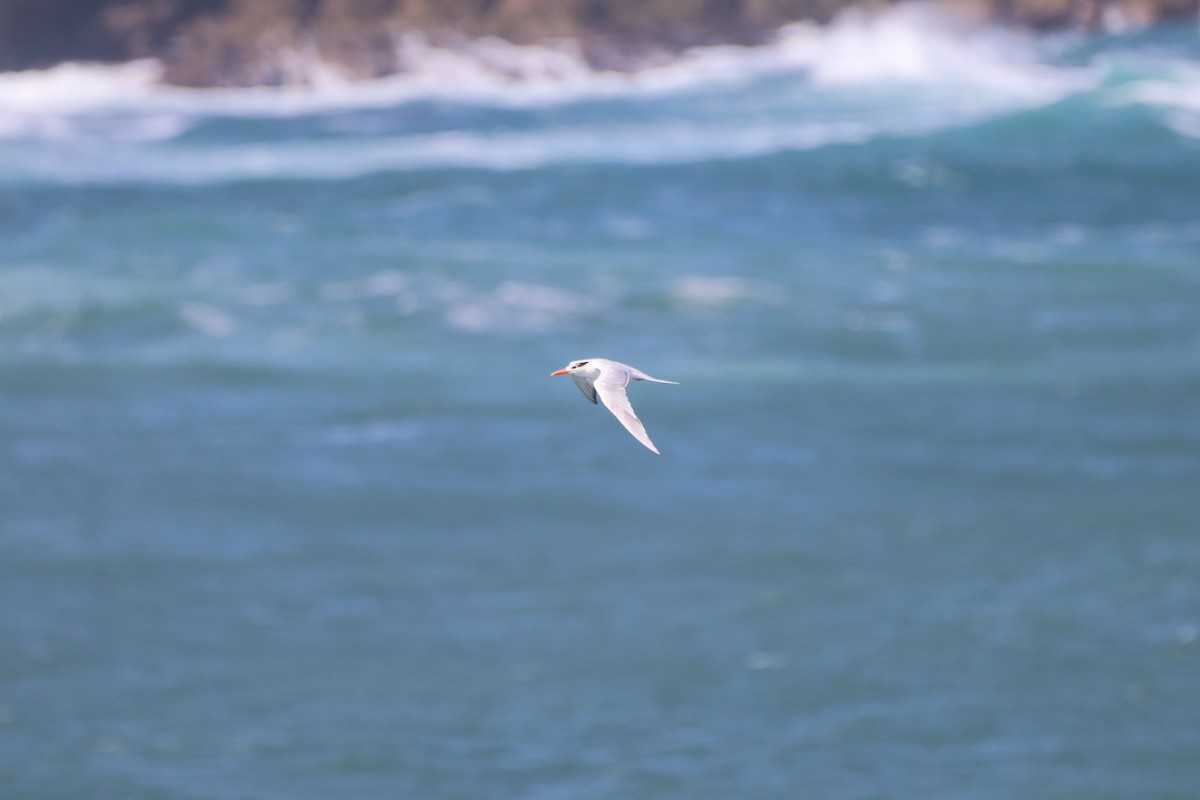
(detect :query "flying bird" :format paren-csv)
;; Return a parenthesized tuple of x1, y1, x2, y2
(551, 358, 678, 454)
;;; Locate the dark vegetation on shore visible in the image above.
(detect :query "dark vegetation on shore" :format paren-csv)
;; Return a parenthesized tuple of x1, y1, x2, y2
(1, 0, 1195, 86)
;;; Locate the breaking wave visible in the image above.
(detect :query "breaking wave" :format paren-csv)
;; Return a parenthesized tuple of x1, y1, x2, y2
(0, 3, 1196, 182)
(0, 6, 1073, 115)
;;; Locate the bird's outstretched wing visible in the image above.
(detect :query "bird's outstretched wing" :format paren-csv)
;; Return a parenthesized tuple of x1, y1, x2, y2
(594, 371, 660, 454)
(570, 373, 598, 404)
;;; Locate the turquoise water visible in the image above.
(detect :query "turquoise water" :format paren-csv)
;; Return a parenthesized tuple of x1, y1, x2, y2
(2, 10, 1199, 798)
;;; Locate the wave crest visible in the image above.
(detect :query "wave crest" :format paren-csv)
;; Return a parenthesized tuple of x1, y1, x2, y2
(0, 4, 1192, 182)
(0, 6, 1081, 116)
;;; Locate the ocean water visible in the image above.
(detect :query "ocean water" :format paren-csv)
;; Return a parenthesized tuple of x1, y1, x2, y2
(2, 6, 1199, 798)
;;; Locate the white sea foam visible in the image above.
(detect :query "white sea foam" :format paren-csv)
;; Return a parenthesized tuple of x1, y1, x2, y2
(669, 276, 783, 309)
(179, 302, 237, 337)
(0, 59, 162, 114)
(309, 272, 604, 334)
(0, 59, 192, 141)
(0, 118, 892, 183)
(0, 5, 1086, 118)
(1106, 57, 1200, 138)
(444, 281, 602, 333)
(0, 3, 1127, 182)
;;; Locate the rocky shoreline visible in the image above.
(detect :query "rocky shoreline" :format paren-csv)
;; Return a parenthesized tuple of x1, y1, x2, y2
(1, 0, 1196, 87)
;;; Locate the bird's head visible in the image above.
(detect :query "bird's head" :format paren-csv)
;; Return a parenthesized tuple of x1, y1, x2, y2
(551, 359, 595, 377)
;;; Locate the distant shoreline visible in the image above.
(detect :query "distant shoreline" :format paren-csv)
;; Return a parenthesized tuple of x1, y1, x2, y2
(1, 0, 1195, 87)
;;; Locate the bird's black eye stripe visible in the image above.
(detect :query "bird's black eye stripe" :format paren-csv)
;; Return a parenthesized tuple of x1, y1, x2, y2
(575, 361, 589, 367)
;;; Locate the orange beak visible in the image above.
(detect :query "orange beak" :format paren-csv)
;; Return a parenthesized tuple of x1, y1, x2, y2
(551, 369, 569, 376)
